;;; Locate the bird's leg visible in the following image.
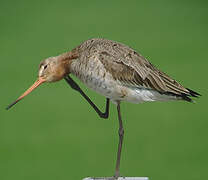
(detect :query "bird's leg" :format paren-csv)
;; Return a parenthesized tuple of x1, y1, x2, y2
(114, 101, 124, 178)
(64, 75, 110, 119)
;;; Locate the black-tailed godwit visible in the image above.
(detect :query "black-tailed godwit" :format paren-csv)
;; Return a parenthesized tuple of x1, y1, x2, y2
(7, 38, 200, 178)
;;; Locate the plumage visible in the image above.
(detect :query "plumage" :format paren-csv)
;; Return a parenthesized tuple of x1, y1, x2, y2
(68, 38, 200, 103)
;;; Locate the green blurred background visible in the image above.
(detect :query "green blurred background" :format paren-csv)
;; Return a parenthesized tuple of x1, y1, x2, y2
(0, 0, 207, 180)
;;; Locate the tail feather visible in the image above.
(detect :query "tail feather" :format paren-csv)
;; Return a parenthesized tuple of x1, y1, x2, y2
(181, 88, 201, 102)
(163, 88, 201, 103)
(186, 88, 201, 97)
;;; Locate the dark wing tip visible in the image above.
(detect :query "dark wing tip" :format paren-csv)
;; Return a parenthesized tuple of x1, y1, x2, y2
(180, 88, 201, 103)
(186, 88, 201, 97)
(163, 88, 201, 103)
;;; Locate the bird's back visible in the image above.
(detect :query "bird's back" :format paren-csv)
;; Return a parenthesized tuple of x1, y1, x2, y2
(70, 38, 200, 102)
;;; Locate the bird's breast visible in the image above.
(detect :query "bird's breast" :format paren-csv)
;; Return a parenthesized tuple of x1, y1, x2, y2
(70, 56, 120, 99)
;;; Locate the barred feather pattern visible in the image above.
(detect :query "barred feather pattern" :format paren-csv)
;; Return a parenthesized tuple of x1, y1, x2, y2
(69, 38, 200, 103)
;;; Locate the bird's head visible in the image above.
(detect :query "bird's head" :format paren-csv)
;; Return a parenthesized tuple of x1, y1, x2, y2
(6, 54, 73, 110)
(38, 56, 70, 83)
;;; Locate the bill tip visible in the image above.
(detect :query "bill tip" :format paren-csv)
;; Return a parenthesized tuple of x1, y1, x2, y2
(6, 100, 19, 110)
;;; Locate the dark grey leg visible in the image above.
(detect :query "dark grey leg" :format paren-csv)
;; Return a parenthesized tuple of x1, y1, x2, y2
(115, 101, 124, 178)
(64, 75, 110, 119)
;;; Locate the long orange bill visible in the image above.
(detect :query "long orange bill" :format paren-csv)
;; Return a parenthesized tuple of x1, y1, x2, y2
(6, 77, 46, 110)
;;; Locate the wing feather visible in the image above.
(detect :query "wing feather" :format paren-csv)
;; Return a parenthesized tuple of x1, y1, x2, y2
(77, 38, 191, 96)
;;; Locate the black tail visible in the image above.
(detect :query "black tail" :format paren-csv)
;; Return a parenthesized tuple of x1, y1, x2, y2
(181, 88, 201, 102)
(186, 88, 201, 97)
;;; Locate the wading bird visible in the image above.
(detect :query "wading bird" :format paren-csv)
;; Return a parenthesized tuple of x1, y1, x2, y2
(7, 38, 200, 178)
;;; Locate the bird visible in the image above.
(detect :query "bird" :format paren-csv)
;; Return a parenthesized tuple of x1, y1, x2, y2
(6, 38, 200, 178)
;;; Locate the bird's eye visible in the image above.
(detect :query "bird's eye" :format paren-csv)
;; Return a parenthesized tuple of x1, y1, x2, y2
(44, 65, 48, 69)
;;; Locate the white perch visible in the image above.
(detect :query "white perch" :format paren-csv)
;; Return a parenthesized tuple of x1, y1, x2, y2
(83, 177, 149, 180)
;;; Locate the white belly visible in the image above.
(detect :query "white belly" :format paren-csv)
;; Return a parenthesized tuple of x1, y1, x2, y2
(75, 74, 176, 103)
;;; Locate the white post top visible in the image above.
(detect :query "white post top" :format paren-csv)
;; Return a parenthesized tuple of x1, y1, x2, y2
(83, 177, 149, 180)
